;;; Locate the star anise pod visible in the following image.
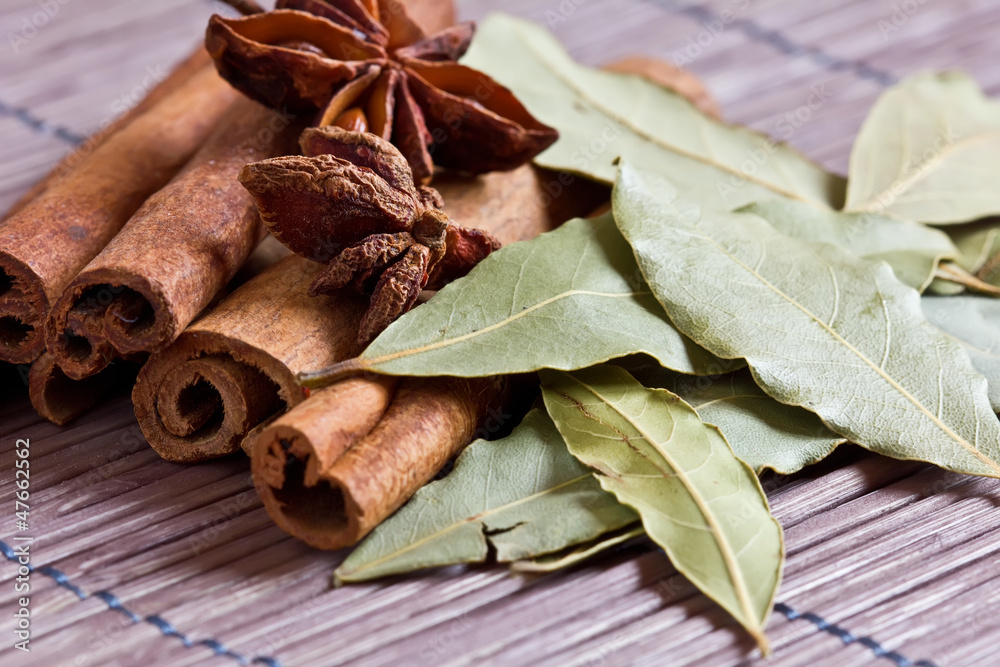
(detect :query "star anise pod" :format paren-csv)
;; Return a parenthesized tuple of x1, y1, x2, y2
(206, 0, 558, 184)
(239, 126, 500, 344)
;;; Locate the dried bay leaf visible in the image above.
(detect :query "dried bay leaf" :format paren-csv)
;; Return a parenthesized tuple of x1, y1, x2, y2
(622, 360, 846, 475)
(462, 14, 844, 210)
(511, 524, 645, 574)
(614, 162, 1000, 478)
(541, 365, 782, 650)
(948, 218, 1000, 276)
(926, 276, 966, 296)
(923, 296, 1000, 412)
(740, 199, 956, 291)
(317, 215, 729, 383)
(334, 409, 636, 583)
(844, 71, 1000, 224)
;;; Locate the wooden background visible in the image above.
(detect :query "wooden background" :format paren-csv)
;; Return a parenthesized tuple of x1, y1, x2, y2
(3, 0, 1000, 665)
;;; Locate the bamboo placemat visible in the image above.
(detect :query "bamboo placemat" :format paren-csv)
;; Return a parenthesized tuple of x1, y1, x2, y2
(2, 1, 1000, 665)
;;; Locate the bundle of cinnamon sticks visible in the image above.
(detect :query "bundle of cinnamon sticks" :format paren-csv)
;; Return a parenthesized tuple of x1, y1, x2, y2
(2, 0, 714, 552)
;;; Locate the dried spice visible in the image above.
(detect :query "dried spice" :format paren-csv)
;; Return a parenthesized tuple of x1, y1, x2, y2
(253, 373, 508, 550)
(0, 67, 239, 366)
(133, 255, 368, 462)
(240, 126, 500, 343)
(205, 0, 558, 183)
(45, 98, 304, 380)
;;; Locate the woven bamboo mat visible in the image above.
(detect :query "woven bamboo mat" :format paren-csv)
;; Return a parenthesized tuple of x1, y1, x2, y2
(2, 0, 1000, 665)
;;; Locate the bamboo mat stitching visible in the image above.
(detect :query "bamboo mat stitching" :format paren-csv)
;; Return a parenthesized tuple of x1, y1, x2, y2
(774, 603, 935, 667)
(0, 98, 85, 145)
(0, 540, 282, 666)
(649, 0, 898, 85)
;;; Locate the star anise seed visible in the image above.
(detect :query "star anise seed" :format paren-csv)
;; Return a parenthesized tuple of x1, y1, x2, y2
(207, 0, 558, 184)
(239, 126, 500, 343)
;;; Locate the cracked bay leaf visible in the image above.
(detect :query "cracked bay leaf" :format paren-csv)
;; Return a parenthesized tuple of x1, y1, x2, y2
(334, 409, 636, 583)
(614, 162, 1000, 478)
(462, 13, 844, 210)
(620, 360, 846, 475)
(326, 214, 727, 380)
(540, 365, 782, 651)
(844, 71, 1000, 224)
(740, 199, 956, 292)
(923, 296, 1000, 412)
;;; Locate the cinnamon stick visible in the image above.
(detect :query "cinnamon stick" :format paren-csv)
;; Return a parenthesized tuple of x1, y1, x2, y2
(132, 256, 368, 462)
(28, 353, 138, 426)
(0, 66, 240, 365)
(44, 97, 304, 380)
(2, 47, 213, 220)
(253, 375, 507, 549)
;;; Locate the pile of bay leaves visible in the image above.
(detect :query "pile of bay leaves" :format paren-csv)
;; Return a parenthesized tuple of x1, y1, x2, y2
(333, 14, 1000, 650)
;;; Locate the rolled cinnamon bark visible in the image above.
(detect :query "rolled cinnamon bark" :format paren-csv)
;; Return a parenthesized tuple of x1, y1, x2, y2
(0, 66, 239, 365)
(2, 48, 213, 220)
(44, 97, 303, 380)
(253, 375, 507, 549)
(133, 256, 368, 462)
(28, 353, 139, 426)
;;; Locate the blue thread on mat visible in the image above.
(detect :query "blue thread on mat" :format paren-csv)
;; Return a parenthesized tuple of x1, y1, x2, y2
(0, 98, 86, 144)
(775, 602, 936, 667)
(651, 1, 898, 87)
(0, 540, 281, 666)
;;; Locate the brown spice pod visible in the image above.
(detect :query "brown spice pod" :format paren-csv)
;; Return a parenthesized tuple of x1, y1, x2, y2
(0, 66, 240, 366)
(393, 0, 455, 38)
(28, 353, 139, 426)
(132, 256, 368, 462)
(44, 98, 304, 380)
(205, 10, 384, 111)
(2, 47, 214, 221)
(253, 375, 507, 549)
(401, 60, 560, 174)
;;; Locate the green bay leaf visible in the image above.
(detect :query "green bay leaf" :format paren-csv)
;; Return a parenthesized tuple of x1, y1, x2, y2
(313, 215, 728, 383)
(541, 365, 782, 651)
(622, 360, 846, 475)
(334, 409, 636, 584)
(462, 13, 844, 210)
(923, 296, 1000, 412)
(948, 218, 1000, 276)
(844, 71, 1000, 224)
(511, 524, 645, 574)
(614, 162, 1000, 478)
(740, 199, 956, 291)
